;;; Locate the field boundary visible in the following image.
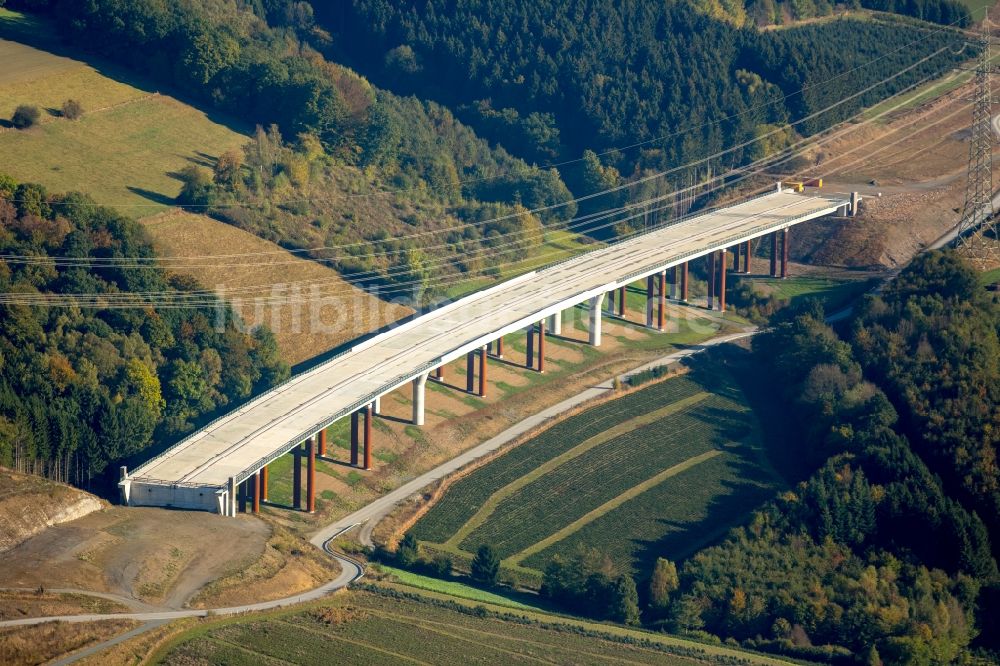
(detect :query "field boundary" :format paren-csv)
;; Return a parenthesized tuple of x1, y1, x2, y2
(505, 449, 723, 568)
(436, 391, 711, 551)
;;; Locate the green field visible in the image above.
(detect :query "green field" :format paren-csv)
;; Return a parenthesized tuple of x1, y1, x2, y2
(411, 357, 784, 578)
(156, 587, 775, 666)
(0, 9, 246, 212)
(747, 275, 874, 312)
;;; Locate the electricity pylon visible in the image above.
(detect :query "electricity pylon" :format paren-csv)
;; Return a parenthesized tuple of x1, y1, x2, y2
(957, 20, 1000, 266)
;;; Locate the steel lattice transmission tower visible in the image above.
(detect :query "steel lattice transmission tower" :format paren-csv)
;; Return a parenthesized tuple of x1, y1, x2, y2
(957, 21, 1000, 265)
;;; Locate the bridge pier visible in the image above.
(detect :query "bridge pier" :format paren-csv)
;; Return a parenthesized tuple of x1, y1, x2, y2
(253, 471, 261, 513)
(681, 262, 689, 302)
(770, 232, 779, 277)
(306, 437, 315, 513)
(645, 276, 655, 328)
(478, 346, 488, 396)
(537, 320, 545, 373)
(781, 228, 789, 279)
(547, 311, 561, 336)
(260, 466, 268, 502)
(743, 240, 752, 273)
(373, 397, 381, 415)
(363, 405, 373, 470)
(318, 429, 326, 457)
(589, 294, 604, 346)
(292, 443, 302, 510)
(435, 364, 444, 380)
(658, 271, 666, 330)
(618, 286, 626, 317)
(350, 412, 359, 466)
(228, 477, 237, 517)
(238, 480, 248, 514)
(526, 325, 535, 368)
(718, 249, 728, 313)
(412, 372, 429, 425)
(495, 336, 504, 358)
(466, 351, 476, 393)
(707, 252, 716, 309)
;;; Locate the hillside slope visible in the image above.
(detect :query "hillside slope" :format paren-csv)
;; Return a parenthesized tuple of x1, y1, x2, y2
(0, 468, 103, 553)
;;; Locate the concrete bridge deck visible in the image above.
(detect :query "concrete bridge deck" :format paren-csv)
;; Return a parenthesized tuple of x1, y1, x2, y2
(122, 188, 849, 513)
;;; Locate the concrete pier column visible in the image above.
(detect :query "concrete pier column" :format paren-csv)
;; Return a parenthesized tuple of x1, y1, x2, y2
(318, 429, 327, 457)
(253, 471, 261, 514)
(606, 289, 615, 314)
(681, 262, 689, 302)
(306, 437, 315, 513)
(707, 252, 716, 309)
(363, 405, 373, 470)
(850, 191, 860, 216)
(350, 412, 360, 466)
(781, 229, 789, 279)
(496, 336, 504, 358)
(373, 397, 381, 415)
(435, 365, 444, 380)
(548, 311, 562, 336)
(292, 443, 302, 510)
(466, 351, 476, 393)
(526, 326, 535, 368)
(645, 276, 655, 328)
(589, 294, 605, 346)
(718, 249, 728, 313)
(770, 232, 778, 277)
(478, 347, 487, 396)
(537, 321, 545, 373)
(238, 480, 248, 514)
(658, 271, 666, 331)
(261, 466, 269, 502)
(412, 372, 428, 425)
(744, 240, 752, 273)
(618, 286, 626, 317)
(228, 477, 238, 517)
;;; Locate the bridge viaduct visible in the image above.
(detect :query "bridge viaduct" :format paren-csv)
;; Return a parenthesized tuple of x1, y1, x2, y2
(119, 185, 855, 516)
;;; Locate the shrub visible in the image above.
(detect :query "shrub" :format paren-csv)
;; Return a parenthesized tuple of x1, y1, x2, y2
(61, 99, 84, 120)
(11, 104, 40, 129)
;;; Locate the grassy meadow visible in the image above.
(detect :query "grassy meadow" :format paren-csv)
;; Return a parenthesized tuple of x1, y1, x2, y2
(0, 9, 247, 212)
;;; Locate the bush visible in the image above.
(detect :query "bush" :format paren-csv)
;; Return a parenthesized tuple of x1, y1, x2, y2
(61, 99, 84, 120)
(11, 104, 40, 129)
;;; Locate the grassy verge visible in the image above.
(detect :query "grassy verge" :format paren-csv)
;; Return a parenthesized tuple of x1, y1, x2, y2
(375, 564, 548, 611)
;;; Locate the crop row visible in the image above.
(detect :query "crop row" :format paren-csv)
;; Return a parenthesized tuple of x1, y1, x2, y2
(522, 451, 781, 575)
(411, 375, 706, 543)
(459, 392, 751, 558)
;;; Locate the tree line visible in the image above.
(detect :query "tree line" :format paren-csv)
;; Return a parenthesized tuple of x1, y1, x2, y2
(0, 174, 288, 490)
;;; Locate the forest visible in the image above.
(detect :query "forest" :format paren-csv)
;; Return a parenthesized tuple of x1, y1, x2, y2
(321, 0, 968, 184)
(0, 174, 288, 488)
(671, 252, 999, 663)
